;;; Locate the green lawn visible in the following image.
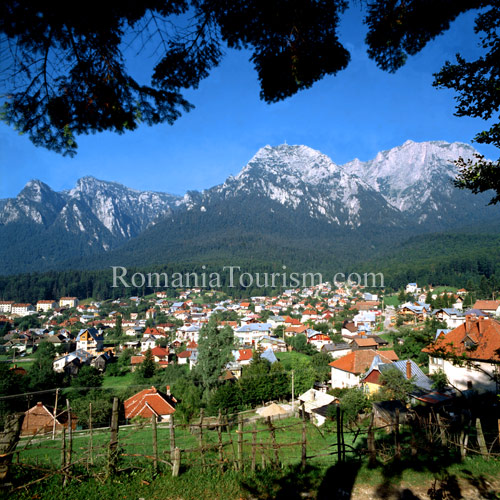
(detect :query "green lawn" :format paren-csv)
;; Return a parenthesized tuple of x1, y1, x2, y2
(10, 417, 500, 500)
(79, 298, 95, 305)
(102, 371, 135, 389)
(383, 295, 400, 307)
(275, 351, 310, 369)
(16, 416, 348, 471)
(432, 286, 458, 293)
(378, 332, 394, 343)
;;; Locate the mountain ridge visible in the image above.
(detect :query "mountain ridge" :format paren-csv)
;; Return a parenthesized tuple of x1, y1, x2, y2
(1, 140, 499, 275)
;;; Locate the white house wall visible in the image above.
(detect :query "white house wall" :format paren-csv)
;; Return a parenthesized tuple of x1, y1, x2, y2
(429, 357, 498, 393)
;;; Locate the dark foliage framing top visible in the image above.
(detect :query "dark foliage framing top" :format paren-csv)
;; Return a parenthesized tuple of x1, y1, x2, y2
(1, 0, 499, 205)
(0, 0, 349, 155)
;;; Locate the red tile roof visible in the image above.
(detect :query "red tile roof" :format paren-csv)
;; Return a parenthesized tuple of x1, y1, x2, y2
(286, 325, 307, 334)
(238, 349, 253, 361)
(423, 316, 500, 363)
(354, 301, 380, 310)
(131, 355, 144, 365)
(329, 349, 398, 374)
(353, 338, 378, 347)
(309, 334, 330, 341)
(379, 350, 399, 361)
(124, 387, 176, 419)
(144, 327, 161, 336)
(151, 346, 169, 357)
(472, 300, 500, 312)
(303, 309, 317, 315)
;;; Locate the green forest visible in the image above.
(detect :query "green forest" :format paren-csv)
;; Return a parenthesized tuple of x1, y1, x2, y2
(1, 231, 500, 302)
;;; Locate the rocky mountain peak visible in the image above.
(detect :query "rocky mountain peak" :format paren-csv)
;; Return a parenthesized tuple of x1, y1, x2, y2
(237, 144, 342, 186)
(18, 179, 56, 202)
(343, 140, 481, 213)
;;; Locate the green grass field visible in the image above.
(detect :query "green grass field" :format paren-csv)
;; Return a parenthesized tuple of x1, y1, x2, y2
(10, 417, 500, 500)
(16, 416, 347, 471)
(275, 351, 310, 369)
(383, 295, 400, 307)
(432, 286, 458, 294)
(102, 371, 135, 389)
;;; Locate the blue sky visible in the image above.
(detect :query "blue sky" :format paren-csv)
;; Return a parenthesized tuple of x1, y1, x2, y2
(0, 6, 497, 199)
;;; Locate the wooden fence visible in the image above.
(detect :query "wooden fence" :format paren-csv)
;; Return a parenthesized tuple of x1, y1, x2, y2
(2, 399, 500, 492)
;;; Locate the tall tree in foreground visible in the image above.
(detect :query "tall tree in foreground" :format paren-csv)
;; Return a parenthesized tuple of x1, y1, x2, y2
(196, 318, 235, 394)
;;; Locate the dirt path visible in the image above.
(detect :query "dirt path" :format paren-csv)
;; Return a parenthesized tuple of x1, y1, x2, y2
(351, 476, 500, 499)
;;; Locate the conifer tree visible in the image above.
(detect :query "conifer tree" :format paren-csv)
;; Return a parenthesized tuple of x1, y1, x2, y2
(196, 318, 235, 393)
(138, 348, 156, 379)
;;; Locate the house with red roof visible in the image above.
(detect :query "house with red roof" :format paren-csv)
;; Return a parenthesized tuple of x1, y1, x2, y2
(284, 316, 302, 327)
(472, 300, 500, 316)
(423, 314, 500, 393)
(124, 386, 176, 421)
(177, 350, 192, 365)
(237, 348, 253, 365)
(285, 325, 308, 337)
(130, 355, 145, 371)
(329, 349, 398, 389)
(150, 346, 169, 367)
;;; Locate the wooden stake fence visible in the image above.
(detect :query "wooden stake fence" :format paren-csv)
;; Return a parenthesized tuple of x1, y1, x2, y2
(6, 403, 500, 494)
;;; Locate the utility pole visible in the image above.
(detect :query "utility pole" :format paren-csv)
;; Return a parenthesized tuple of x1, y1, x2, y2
(52, 388, 59, 440)
(291, 370, 295, 414)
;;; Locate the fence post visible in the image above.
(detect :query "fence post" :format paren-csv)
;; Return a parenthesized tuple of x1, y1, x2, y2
(301, 404, 307, 469)
(0, 412, 23, 485)
(64, 399, 72, 486)
(251, 422, 257, 472)
(152, 414, 158, 473)
(51, 388, 59, 440)
(459, 414, 468, 461)
(436, 414, 447, 447)
(410, 419, 417, 456)
(169, 415, 176, 462)
(224, 415, 236, 470)
(428, 413, 434, 443)
(476, 418, 488, 457)
(237, 414, 244, 471)
(60, 427, 66, 485)
(395, 408, 400, 460)
(199, 409, 206, 469)
(88, 402, 94, 468)
(108, 397, 119, 475)
(266, 417, 279, 468)
(336, 405, 342, 464)
(217, 410, 224, 471)
(172, 447, 181, 477)
(367, 413, 376, 466)
(341, 408, 346, 462)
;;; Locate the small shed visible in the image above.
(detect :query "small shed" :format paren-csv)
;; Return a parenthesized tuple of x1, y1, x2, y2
(21, 402, 77, 436)
(372, 400, 408, 431)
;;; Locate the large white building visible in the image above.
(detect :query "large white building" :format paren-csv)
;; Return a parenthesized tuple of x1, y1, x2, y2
(11, 303, 35, 316)
(36, 300, 58, 312)
(59, 297, 79, 308)
(0, 301, 14, 314)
